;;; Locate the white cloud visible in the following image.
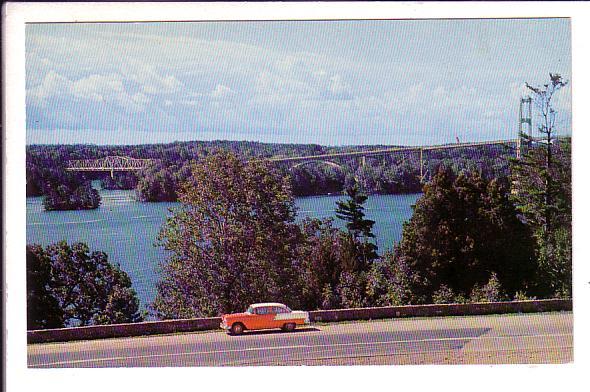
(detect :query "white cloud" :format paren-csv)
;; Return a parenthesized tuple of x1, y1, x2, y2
(211, 84, 235, 99)
(28, 71, 151, 112)
(132, 92, 150, 106)
(120, 62, 183, 95)
(71, 73, 124, 101)
(28, 71, 70, 104)
(328, 74, 351, 97)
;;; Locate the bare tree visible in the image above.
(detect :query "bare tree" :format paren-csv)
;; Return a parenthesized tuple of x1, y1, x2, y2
(524, 73, 568, 233)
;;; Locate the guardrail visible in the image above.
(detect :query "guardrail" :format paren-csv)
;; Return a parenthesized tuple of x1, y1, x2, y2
(308, 298, 571, 323)
(28, 317, 221, 344)
(27, 299, 571, 344)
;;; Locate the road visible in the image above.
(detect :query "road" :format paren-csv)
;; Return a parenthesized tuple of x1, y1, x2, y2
(28, 312, 572, 367)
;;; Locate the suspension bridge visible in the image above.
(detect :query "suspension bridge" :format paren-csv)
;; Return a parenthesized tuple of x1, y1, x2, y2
(262, 138, 520, 182)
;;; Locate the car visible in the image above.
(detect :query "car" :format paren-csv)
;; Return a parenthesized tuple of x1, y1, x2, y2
(220, 302, 310, 335)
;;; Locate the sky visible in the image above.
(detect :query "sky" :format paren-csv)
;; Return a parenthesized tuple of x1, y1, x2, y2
(25, 19, 571, 146)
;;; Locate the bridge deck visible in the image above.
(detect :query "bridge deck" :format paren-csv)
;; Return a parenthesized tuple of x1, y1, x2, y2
(263, 139, 518, 163)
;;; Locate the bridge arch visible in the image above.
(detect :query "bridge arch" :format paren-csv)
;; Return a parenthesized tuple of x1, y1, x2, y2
(290, 159, 345, 171)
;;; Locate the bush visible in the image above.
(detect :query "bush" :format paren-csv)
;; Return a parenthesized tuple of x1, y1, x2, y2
(432, 285, 456, 304)
(469, 272, 505, 303)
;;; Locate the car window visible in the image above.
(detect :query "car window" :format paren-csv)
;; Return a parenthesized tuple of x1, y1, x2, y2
(277, 306, 288, 314)
(255, 307, 267, 315)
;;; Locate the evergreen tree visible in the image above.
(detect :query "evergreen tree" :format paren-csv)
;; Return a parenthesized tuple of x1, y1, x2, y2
(512, 138, 571, 297)
(511, 74, 571, 298)
(335, 185, 378, 271)
(296, 218, 344, 310)
(393, 167, 537, 303)
(336, 185, 376, 240)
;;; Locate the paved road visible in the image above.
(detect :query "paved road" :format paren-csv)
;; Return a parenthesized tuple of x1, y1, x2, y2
(28, 312, 572, 367)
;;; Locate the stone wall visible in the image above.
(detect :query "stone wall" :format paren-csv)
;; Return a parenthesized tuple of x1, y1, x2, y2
(28, 299, 571, 344)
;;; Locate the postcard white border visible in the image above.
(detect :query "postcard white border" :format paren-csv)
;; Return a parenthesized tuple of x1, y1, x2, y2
(4, 2, 589, 392)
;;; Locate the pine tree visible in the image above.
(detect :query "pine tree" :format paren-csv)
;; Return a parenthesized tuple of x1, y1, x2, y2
(393, 166, 537, 303)
(336, 185, 375, 240)
(335, 185, 378, 271)
(511, 74, 571, 298)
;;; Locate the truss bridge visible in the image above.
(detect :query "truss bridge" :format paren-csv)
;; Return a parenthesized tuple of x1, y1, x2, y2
(65, 156, 156, 177)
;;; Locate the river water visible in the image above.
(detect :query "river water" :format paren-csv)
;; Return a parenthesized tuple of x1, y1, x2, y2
(26, 190, 421, 310)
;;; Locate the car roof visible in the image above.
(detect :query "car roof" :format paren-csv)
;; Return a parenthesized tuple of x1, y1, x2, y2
(250, 303, 288, 308)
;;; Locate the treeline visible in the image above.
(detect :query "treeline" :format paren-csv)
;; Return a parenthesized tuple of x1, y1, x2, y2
(27, 139, 514, 205)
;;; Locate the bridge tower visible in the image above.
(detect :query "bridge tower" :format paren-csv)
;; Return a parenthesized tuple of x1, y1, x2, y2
(418, 148, 428, 184)
(516, 96, 533, 159)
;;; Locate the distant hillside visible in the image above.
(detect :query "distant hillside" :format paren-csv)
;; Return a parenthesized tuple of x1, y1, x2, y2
(27, 140, 515, 200)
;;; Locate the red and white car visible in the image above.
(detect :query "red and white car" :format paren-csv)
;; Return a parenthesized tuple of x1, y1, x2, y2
(220, 302, 310, 335)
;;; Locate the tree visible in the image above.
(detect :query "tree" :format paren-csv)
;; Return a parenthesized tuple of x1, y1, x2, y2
(512, 139, 571, 297)
(335, 185, 378, 271)
(152, 151, 303, 319)
(135, 163, 178, 202)
(26, 242, 142, 329)
(27, 139, 514, 199)
(43, 178, 101, 211)
(296, 216, 379, 310)
(393, 166, 537, 304)
(511, 74, 571, 297)
(296, 218, 344, 310)
(27, 245, 64, 329)
(363, 249, 420, 307)
(336, 185, 374, 238)
(100, 171, 138, 190)
(521, 73, 569, 234)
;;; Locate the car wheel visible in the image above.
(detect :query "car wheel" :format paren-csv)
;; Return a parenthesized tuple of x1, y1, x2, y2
(283, 323, 296, 332)
(231, 323, 245, 335)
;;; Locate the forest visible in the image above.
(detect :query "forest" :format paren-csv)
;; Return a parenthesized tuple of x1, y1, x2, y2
(152, 139, 571, 319)
(28, 139, 571, 326)
(26, 139, 514, 207)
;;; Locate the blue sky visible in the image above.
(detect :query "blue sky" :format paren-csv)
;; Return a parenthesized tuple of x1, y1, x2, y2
(25, 19, 571, 146)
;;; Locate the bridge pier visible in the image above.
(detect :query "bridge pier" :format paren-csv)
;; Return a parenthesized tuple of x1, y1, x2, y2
(419, 148, 424, 183)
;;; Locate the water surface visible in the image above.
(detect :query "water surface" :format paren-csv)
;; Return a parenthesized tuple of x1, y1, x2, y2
(27, 190, 420, 310)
